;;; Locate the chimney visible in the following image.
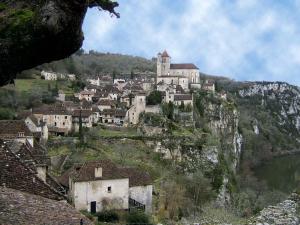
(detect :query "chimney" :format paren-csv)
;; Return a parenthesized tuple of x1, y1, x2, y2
(95, 167, 102, 178)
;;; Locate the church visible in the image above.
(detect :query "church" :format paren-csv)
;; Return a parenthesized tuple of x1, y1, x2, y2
(156, 50, 201, 90)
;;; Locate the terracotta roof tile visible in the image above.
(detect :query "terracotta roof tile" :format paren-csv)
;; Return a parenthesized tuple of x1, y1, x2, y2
(174, 94, 193, 101)
(170, 63, 199, 70)
(0, 140, 65, 200)
(0, 120, 32, 138)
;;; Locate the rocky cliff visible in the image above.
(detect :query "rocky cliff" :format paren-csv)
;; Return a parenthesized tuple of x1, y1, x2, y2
(0, 0, 119, 86)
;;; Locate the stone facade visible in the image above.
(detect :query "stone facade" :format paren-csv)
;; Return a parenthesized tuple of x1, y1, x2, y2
(156, 50, 201, 89)
(126, 94, 146, 125)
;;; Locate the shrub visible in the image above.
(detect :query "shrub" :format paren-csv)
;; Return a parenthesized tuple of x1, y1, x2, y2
(79, 210, 94, 221)
(126, 211, 149, 224)
(96, 210, 119, 222)
(147, 90, 162, 105)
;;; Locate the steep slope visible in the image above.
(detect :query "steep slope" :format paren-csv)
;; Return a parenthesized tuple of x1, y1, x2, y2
(35, 51, 156, 78)
(216, 80, 300, 165)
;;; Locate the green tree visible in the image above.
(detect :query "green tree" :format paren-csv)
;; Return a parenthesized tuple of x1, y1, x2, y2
(146, 90, 162, 105)
(79, 110, 84, 144)
(130, 70, 135, 80)
(162, 102, 174, 120)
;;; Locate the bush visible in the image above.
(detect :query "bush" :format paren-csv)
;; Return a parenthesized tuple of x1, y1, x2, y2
(96, 210, 119, 222)
(0, 107, 15, 120)
(146, 90, 162, 105)
(79, 210, 94, 221)
(126, 211, 149, 224)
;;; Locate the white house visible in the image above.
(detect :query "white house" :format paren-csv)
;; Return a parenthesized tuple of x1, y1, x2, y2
(87, 77, 101, 86)
(77, 90, 95, 102)
(41, 71, 57, 80)
(59, 161, 152, 214)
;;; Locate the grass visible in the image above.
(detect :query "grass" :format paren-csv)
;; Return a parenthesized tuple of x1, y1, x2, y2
(14, 78, 75, 96)
(48, 145, 71, 157)
(98, 127, 138, 137)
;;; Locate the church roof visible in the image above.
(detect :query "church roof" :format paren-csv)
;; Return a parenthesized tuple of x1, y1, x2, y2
(170, 63, 199, 70)
(161, 50, 170, 57)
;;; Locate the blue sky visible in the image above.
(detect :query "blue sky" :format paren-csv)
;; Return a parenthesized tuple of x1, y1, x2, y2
(82, 0, 300, 85)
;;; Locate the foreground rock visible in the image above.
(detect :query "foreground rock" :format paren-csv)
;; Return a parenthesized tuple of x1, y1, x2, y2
(249, 194, 300, 225)
(0, 187, 93, 225)
(0, 0, 119, 86)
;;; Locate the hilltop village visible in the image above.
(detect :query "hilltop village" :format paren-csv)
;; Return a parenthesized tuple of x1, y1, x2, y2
(0, 51, 232, 224)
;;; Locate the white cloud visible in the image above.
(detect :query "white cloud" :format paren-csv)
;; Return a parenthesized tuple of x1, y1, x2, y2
(82, 0, 300, 85)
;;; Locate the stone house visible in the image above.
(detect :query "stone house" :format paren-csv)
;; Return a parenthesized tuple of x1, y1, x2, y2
(156, 50, 201, 89)
(67, 74, 76, 81)
(77, 90, 95, 102)
(87, 77, 100, 86)
(25, 115, 49, 141)
(100, 109, 126, 125)
(220, 91, 227, 100)
(98, 99, 115, 111)
(0, 120, 34, 147)
(114, 109, 127, 125)
(126, 93, 146, 125)
(202, 80, 215, 93)
(56, 90, 66, 102)
(33, 105, 72, 136)
(173, 94, 193, 107)
(59, 160, 152, 214)
(72, 109, 94, 132)
(41, 70, 57, 80)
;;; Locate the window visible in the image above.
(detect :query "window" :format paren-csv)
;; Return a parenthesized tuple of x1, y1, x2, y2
(108, 186, 112, 193)
(63, 122, 65, 126)
(54, 122, 57, 126)
(65, 116, 67, 119)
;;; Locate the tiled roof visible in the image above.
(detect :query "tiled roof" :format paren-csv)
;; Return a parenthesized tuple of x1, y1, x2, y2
(174, 94, 193, 101)
(115, 109, 127, 117)
(98, 99, 114, 106)
(0, 120, 33, 138)
(0, 187, 93, 225)
(119, 168, 152, 187)
(170, 63, 199, 70)
(0, 140, 65, 200)
(161, 50, 170, 57)
(59, 161, 152, 188)
(33, 105, 71, 115)
(72, 109, 93, 118)
(67, 160, 127, 183)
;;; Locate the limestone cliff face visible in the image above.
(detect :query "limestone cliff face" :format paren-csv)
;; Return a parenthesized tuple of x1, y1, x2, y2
(236, 81, 300, 155)
(0, 0, 118, 86)
(239, 82, 300, 135)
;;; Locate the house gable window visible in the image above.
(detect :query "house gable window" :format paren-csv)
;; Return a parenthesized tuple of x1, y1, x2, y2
(108, 186, 112, 193)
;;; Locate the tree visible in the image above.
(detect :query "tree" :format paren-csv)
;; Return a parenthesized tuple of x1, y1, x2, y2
(129, 93, 134, 106)
(146, 90, 162, 105)
(162, 102, 174, 120)
(130, 70, 135, 80)
(112, 70, 117, 81)
(79, 110, 84, 144)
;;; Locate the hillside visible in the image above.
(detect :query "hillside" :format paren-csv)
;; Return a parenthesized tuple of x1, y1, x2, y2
(20, 50, 156, 80)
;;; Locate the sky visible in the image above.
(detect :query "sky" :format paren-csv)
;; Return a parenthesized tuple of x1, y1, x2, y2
(82, 0, 300, 85)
